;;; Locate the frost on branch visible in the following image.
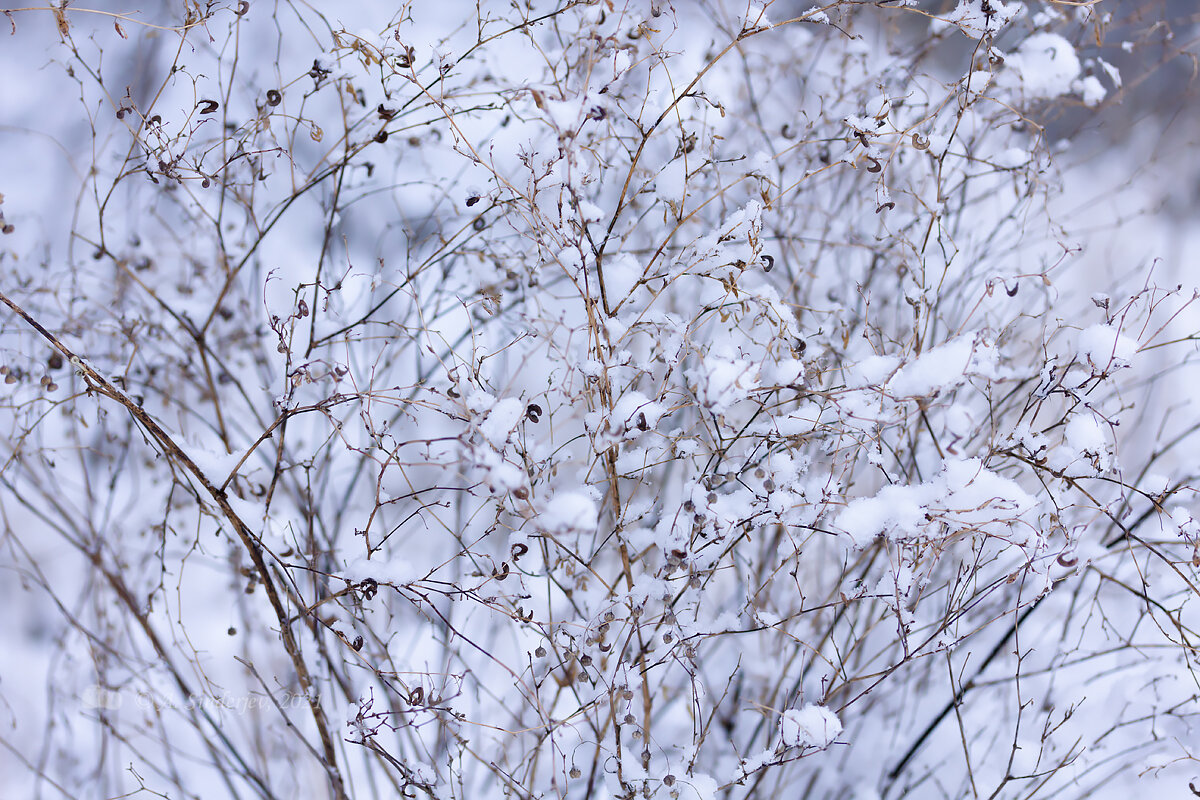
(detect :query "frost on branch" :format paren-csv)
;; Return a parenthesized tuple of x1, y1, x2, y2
(834, 458, 1038, 550)
(933, 0, 1021, 40)
(781, 705, 844, 750)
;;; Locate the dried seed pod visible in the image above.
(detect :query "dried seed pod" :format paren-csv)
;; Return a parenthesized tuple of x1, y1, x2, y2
(266, 89, 282, 106)
(197, 99, 220, 114)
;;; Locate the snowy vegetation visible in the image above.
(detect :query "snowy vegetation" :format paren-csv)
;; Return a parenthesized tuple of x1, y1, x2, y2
(2, 1, 1199, 799)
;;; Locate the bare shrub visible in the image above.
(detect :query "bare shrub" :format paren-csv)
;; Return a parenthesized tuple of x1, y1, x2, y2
(1, 2, 1198, 799)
